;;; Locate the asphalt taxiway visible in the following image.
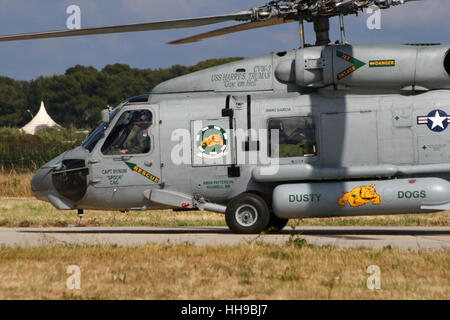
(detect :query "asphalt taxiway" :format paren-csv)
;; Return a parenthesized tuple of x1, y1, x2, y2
(0, 226, 449, 249)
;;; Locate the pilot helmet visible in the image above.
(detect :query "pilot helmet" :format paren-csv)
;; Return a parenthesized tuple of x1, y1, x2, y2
(132, 111, 151, 125)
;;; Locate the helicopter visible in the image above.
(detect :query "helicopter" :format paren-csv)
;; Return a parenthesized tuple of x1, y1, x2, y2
(2, 0, 450, 234)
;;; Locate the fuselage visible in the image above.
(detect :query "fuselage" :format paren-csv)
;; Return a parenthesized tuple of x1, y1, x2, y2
(31, 43, 450, 220)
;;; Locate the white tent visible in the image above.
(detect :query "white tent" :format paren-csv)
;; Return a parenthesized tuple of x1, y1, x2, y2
(21, 101, 62, 135)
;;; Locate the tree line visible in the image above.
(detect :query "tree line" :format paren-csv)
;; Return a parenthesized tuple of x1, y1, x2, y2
(0, 58, 241, 129)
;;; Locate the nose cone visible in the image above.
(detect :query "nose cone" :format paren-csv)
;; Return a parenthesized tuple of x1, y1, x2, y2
(31, 153, 66, 201)
(32, 152, 90, 212)
(31, 167, 54, 201)
(31, 147, 90, 210)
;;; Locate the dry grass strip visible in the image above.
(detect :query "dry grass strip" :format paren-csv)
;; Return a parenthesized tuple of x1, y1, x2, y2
(0, 243, 448, 300)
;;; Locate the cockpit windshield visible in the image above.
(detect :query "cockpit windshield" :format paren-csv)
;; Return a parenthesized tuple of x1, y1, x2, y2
(82, 108, 120, 152)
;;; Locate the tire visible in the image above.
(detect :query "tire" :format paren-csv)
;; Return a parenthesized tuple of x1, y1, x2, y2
(265, 213, 289, 233)
(225, 193, 271, 234)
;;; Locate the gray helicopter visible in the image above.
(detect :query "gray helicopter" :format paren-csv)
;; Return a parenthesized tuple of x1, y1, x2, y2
(2, 0, 450, 233)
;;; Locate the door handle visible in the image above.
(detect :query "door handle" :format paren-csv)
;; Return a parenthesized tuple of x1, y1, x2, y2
(113, 156, 131, 161)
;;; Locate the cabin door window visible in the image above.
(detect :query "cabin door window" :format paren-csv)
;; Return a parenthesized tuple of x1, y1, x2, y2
(268, 116, 317, 158)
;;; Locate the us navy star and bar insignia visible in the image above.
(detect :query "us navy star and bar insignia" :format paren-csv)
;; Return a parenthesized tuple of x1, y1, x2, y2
(417, 109, 450, 132)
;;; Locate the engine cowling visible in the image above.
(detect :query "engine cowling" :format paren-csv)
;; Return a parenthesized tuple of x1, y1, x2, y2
(275, 44, 450, 90)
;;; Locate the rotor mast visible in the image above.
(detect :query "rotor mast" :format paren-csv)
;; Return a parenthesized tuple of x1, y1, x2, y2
(313, 17, 330, 46)
(309, 13, 347, 46)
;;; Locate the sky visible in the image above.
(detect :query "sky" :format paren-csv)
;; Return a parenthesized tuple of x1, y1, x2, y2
(0, 0, 449, 80)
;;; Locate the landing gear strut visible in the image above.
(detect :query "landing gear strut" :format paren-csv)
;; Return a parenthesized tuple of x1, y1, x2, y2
(76, 209, 85, 227)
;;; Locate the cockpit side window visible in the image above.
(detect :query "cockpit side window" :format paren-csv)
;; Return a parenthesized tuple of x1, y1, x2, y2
(82, 108, 120, 152)
(268, 116, 317, 158)
(101, 110, 153, 155)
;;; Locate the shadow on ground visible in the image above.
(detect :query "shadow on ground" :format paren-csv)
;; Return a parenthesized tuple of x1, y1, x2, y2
(19, 227, 450, 236)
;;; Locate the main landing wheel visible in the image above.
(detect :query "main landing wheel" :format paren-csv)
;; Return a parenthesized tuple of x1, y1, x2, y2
(225, 193, 271, 234)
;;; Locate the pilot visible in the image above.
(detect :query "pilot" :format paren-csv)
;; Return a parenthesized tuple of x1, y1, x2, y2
(120, 111, 151, 154)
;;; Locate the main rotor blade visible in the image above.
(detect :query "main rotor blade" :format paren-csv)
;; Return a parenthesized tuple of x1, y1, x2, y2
(168, 17, 296, 45)
(0, 11, 252, 42)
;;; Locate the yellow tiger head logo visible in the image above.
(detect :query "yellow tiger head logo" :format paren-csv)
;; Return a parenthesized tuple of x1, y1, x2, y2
(338, 184, 381, 207)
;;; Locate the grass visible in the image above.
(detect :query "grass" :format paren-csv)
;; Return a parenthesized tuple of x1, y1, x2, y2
(0, 243, 448, 299)
(0, 198, 225, 228)
(0, 170, 33, 198)
(0, 197, 449, 228)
